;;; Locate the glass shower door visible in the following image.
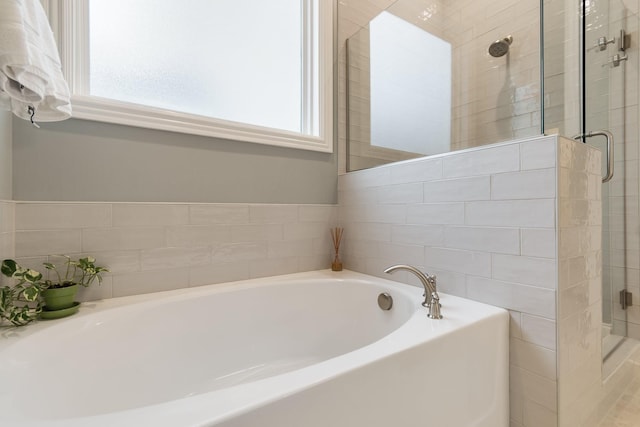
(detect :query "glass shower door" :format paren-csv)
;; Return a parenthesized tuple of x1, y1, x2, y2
(583, 0, 632, 360)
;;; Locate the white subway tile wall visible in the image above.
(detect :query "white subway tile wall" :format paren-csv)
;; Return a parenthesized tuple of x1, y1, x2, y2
(556, 139, 605, 427)
(339, 135, 559, 426)
(338, 135, 603, 427)
(0, 201, 14, 285)
(12, 203, 337, 300)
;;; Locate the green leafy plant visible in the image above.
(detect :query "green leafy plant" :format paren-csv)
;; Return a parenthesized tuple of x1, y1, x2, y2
(0, 256, 109, 326)
(43, 256, 109, 289)
(0, 260, 45, 326)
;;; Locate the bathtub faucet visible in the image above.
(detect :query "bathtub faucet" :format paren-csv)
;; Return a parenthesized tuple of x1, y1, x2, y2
(383, 265, 443, 319)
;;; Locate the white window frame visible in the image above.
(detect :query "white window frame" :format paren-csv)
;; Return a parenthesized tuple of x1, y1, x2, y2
(43, 0, 334, 153)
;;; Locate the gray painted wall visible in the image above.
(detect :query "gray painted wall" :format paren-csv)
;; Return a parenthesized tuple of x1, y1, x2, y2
(0, 112, 12, 200)
(12, 117, 337, 203)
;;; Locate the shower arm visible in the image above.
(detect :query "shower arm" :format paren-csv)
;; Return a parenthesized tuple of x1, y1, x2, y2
(573, 130, 614, 183)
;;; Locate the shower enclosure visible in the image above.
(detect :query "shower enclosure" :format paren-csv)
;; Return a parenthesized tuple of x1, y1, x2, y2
(341, 0, 638, 363)
(342, 0, 542, 171)
(544, 0, 640, 368)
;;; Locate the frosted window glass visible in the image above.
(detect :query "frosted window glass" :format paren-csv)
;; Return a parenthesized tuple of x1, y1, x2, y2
(89, 0, 303, 133)
(370, 12, 452, 155)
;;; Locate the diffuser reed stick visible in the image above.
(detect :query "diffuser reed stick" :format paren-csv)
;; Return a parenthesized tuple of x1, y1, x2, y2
(330, 227, 344, 271)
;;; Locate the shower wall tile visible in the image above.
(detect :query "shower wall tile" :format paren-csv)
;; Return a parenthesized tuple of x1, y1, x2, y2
(284, 222, 332, 240)
(249, 256, 300, 279)
(510, 366, 558, 412)
(86, 250, 140, 275)
(249, 205, 299, 224)
(491, 168, 557, 200)
(442, 144, 520, 178)
(189, 204, 250, 225)
(521, 228, 557, 259)
(467, 276, 556, 319)
(511, 393, 525, 427)
(16, 229, 82, 257)
(556, 138, 604, 427)
(0, 201, 14, 285)
(112, 268, 190, 298)
(388, 157, 443, 184)
(523, 400, 558, 427)
(232, 224, 283, 243)
(465, 199, 556, 228)
(510, 310, 524, 339)
(405, 203, 465, 224)
(76, 276, 113, 301)
(82, 227, 166, 252)
(422, 176, 491, 202)
(298, 205, 338, 223)
(491, 254, 557, 289)
(165, 225, 231, 248)
(112, 204, 189, 227)
(339, 135, 560, 427)
(267, 240, 314, 259)
(424, 247, 492, 277)
(140, 246, 211, 271)
(351, 222, 393, 242)
(521, 314, 557, 351)
(12, 202, 337, 298)
(16, 203, 111, 230)
(188, 261, 250, 287)
(0, 202, 13, 235)
(377, 183, 423, 204)
(511, 337, 557, 380)
(443, 226, 520, 254)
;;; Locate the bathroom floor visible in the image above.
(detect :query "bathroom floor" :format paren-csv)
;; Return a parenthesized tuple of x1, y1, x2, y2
(599, 345, 640, 427)
(598, 376, 640, 427)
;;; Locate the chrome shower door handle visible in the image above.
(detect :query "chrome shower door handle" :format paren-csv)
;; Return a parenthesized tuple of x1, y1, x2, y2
(573, 130, 614, 183)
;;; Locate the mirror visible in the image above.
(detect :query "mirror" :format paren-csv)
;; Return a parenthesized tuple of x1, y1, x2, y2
(343, 0, 543, 172)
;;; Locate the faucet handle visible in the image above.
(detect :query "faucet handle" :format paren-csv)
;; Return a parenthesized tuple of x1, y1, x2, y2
(427, 274, 437, 288)
(421, 274, 437, 299)
(427, 292, 443, 319)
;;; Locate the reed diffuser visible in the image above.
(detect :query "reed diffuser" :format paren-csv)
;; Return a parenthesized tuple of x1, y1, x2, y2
(330, 227, 344, 271)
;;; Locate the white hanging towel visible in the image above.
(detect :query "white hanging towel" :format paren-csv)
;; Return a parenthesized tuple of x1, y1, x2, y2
(0, 0, 71, 122)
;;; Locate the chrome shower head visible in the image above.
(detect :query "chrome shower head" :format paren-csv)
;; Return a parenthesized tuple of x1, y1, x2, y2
(488, 35, 513, 57)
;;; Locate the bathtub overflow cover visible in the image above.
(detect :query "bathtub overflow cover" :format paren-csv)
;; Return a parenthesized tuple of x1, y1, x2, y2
(377, 293, 393, 310)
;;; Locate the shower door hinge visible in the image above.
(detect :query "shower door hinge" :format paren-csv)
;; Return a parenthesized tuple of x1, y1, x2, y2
(620, 290, 633, 310)
(618, 29, 631, 52)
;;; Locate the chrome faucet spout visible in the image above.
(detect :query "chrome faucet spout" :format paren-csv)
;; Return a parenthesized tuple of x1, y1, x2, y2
(384, 264, 443, 319)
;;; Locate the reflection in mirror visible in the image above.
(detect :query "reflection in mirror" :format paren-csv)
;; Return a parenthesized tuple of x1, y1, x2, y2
(343, 0, 542, 172)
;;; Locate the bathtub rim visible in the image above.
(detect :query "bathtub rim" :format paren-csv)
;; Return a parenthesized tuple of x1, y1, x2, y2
(0, 269, 510, 427)
(0, 269, 422, 350)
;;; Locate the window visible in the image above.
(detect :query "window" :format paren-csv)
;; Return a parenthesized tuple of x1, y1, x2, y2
(45, 0, 333, 152)
(370, 12, 451, 155)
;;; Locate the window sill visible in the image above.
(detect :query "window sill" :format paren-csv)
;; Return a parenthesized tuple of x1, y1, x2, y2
(70, 95, 333, 153)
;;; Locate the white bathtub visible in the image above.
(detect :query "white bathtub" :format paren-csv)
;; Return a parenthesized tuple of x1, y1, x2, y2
(0, 270, 509, 427)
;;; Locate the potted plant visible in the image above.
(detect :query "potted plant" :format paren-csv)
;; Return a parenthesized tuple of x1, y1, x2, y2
(0, 261, 45, 326)
(41, 256, 108, 311)
(1, 256, 108, 319)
